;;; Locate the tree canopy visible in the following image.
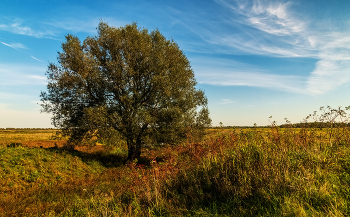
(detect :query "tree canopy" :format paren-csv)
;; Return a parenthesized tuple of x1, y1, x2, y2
(40, 22, 211, 162)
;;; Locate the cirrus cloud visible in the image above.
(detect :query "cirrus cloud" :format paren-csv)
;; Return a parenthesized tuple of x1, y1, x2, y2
(1, 41, 27, 49)
(182, 0, 350, 94)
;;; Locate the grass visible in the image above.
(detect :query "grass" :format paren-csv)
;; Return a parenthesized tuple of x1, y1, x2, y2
(1, 122, 350, 216)
(0, 146, 105, 191)
(0, 129, 57, 145)
(160, 129, 350, 216)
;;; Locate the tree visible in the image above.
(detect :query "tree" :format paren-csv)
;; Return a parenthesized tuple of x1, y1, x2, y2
(40, 22, 211, 162)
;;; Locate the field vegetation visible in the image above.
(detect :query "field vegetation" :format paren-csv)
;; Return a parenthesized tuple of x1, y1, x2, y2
(2, 107, 350, 216)
(0, 129, 57, 145)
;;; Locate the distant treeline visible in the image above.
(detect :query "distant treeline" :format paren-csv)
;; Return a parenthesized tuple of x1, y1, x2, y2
(211, 122, 350, 129)
(0, 128, 57, 130)
(279, 122, 350, 128)
(3, 123, 349, 130)
(211, 126, 271, 129)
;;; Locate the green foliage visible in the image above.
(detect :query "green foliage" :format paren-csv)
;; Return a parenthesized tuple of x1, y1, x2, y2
(40, 22, 211, 161)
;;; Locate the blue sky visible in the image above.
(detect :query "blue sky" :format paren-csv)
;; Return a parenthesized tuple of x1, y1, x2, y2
(1, 0, 350, 128)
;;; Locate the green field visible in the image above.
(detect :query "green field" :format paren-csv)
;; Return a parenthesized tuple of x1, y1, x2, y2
(1, 126, 350, 216)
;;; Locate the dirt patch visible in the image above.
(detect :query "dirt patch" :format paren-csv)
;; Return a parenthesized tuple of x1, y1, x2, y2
(75, 144, 109, 154)
(22, 140, 66, 148)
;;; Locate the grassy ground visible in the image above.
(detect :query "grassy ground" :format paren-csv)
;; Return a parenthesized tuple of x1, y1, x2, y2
(1, 126, 350, 216)
(0, 129, 58, 145)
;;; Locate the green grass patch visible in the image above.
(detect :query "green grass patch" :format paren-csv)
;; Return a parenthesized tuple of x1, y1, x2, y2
(0, 146, 105, 192)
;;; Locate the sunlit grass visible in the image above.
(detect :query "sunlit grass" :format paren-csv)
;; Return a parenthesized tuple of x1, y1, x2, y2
(0, 129, 58, 145)
(1, 123, 350, 216)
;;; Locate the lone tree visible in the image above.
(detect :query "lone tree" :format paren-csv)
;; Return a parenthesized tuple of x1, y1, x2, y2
(40, 22, 211, 162)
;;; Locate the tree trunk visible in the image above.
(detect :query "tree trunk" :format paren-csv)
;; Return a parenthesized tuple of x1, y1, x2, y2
(126, 140, 142, 163)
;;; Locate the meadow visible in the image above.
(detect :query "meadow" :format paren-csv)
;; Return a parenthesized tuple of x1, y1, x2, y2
(1, 120, 350, 216)
(0, 129, 58, 146)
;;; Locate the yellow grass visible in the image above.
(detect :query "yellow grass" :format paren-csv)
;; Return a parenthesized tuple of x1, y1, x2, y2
(0, 129, 58, 145)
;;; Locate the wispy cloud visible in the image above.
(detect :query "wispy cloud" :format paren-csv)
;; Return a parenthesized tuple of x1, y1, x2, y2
(198, 70, 306, 94)
(178, 0, 350, 94)
(43, 17, 124, 34)
(0, 63, 46, 85)
(205, 0, 316, 57)
(1, 42, 47, 63)
(43, 19, 99, 34)
(192, 57, 307, 94)
(221, 0, 350, 94)
(27, 75, 46, 80)
(31, 56, 45, 62)
(0, 17, 123, 40)
(221, 99, 235, 104)
(307, 39, 350, 94)
(240, 1, 304, 36)
(0, 18, 54, 38)
(1, 41, 27, 49)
